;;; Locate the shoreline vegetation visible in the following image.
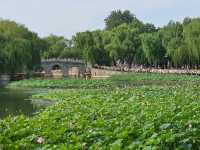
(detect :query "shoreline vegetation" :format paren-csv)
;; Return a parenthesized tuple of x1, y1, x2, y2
(1, 73, 200, 149)
(7, 73, 200, 89)
(1, 10, 200, 78)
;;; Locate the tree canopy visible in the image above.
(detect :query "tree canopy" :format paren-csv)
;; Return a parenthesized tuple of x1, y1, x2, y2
(104, 10, 140, 30)
(1, 10, 200, 74)
(0, 20, 45, 74)
(73, 12, 200, 69)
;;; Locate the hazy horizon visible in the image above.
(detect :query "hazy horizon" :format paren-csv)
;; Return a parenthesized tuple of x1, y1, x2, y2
(0, 0, 199, 38)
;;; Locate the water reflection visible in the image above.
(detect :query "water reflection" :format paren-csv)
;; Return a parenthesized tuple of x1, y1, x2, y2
(0, 88, 49, 118)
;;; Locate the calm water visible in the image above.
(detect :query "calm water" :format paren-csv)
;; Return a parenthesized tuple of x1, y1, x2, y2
(0, 88, 49, 119)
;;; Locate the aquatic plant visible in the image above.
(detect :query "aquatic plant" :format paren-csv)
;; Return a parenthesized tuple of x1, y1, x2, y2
(2, 74, 200, 149)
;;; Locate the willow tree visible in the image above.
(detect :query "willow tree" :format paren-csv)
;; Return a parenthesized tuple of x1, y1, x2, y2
(119, 25, 141, 67)
(42, 35, 67, 59)
(58, 38, 81, 59)
(4, 38, 32, 73)
(183, 18, 200, 67)
(159, 21, 185, 67)
(91, 30, 111, 65)
(104, 10, 139, 30)
(141, 33, 166, 67)
(73, 31, 96, 65)
(73, 30, 111, 66)
(0, 34, 7, 73)
(104, 24, 142, 67)
(0, 19, 44, 74)
(104, 30, 121, 66)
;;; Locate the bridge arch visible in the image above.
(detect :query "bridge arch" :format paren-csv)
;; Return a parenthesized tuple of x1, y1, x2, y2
(41, 59, 86, 77)
(51, 64, 62, 70)
(50, 64, 65, 77)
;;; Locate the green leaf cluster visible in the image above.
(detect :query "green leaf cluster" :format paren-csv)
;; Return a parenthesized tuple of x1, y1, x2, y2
(3, 74, 200, 149)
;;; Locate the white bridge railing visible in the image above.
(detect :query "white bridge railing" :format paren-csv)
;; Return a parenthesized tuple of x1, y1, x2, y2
(41, 58, 84, 64)
(94, 65, 200, 75)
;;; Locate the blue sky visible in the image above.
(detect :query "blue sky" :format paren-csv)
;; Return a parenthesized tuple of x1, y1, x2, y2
(0, 0, 199, 38)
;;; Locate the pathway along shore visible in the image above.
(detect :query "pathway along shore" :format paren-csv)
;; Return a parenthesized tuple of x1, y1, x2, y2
(92, 66, 200, 76)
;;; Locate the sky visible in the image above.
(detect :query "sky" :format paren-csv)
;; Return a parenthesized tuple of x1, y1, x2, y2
(0, 0, 199, 38)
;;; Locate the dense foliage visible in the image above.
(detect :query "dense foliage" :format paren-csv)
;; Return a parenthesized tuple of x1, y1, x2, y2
(1, 10, 200, 73)
(0, 19, 46, 74)
(2, 74, 200, 149)
(8, 78, 112, 89)
(73, 11, 200, 68)
(104, 10, 140, 30)
(35, 10, 200, 69)
(42, 35, 82, 59)
(8, 73, 200, 89)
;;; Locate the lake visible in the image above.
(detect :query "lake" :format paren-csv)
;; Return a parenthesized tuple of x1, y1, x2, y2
(0, 88, 49, 119)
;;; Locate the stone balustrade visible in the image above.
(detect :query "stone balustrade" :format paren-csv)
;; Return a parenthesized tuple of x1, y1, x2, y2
(41, 58, 84, 64)
(93, 65, 200, 75)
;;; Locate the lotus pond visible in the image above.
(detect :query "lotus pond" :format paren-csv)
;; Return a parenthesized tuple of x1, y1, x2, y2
(1, 73, 200, 149)
(0, 88, 51, 119)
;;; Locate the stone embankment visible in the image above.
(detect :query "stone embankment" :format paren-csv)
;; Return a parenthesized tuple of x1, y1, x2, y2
(91, 68, 126, 77)
(92, 65, 200, 77)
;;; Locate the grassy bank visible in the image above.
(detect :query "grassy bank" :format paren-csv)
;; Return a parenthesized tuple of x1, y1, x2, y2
(7, 78, 112, 89)
(1, 73, 200, 149)
(8, 73, 200, 89)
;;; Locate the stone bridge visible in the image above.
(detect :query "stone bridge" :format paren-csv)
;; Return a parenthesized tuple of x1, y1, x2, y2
(41, 59, 86, 77)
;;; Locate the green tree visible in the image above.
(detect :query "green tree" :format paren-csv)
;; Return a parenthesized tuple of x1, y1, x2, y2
(91, 30, 111, 65)
(142, 23, 157, 33)
(0, 19, 44, 74)
(0, 33, 8, 73)
(184, 18, 200, 67)
(105, 24, 142, 67)
(73, 30, 110, 66)
(104, 10, 140, 30)
(73, 31, 95, 65)
(159, 21, 184, 67)
(141, 33, 166, 67)
(4, 38, 32, 73)
(42, 35, 67, 59)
